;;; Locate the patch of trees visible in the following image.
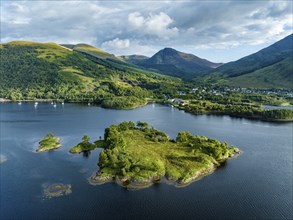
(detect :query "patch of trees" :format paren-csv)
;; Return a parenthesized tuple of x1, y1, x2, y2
(176, 131, 236, 160)
(181, 100, 293, 121)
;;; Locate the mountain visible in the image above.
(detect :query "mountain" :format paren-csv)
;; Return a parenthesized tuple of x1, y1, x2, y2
(61, 44, 158, 76)
(119, 55, 149, 65)
(205, 34, 293, 89)
(222, 57, 293, 89)
(62, 43, 120, 61)
(0, 41, 180, 108)
(123, 48, 222, 79)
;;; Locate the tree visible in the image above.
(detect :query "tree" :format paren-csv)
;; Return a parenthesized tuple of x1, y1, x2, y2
(176, 131, 193, 143)
(82, 135, 90, 143)
(45, 133, 54, 139)
(137, 121, 148, 128)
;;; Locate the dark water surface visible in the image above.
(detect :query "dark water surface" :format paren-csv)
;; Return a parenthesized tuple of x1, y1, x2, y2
(1, 103, 292, 219)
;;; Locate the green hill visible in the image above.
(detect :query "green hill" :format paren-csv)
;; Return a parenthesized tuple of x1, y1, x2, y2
(119, 55, 149, 65)
(224, 57, 293, 89)
(0, 41, 181, 108)
(63, 43, 120, 61)
(203, 34, 293, 89)
(216, 34, 293, 77)
(123, 48, 222, 79)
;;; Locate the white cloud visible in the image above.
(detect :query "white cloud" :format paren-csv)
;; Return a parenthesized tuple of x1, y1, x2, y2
(145, 12, 178, 38)
(102, 38, 130, 49)
(1, 1, 292, 61)
(128, 11, 178, 39)
(9, 2, 27, 13)
(11, 18, 31, 25)
(128, 12, 144, 28)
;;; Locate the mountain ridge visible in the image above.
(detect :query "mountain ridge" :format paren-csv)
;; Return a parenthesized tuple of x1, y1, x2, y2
(0, 40, 181, 108)
(122, 47, 222, 79)
(204, 34, 293, 89)
(215, 34, 293, 77)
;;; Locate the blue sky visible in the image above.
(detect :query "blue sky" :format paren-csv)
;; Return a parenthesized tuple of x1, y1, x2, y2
(1, 0, 292, 62)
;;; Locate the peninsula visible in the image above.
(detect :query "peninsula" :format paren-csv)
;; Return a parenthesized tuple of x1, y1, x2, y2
(171, 99, 293, 122)
(89, 121, 240, 189)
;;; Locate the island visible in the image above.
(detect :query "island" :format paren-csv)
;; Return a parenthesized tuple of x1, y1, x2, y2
(69, 135, 104, 153)
(42, 183, 72, 198)
(89, 121, 240, 189)
(36, 133, 61, 152)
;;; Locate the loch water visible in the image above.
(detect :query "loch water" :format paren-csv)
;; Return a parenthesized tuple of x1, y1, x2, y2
(1, 103, 292, 219)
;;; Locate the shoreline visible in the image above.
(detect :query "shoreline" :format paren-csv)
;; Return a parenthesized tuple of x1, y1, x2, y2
(0, 99, 149, 110)
(89, 164, 217, 190)
(89, 151, 241, 190)
(2, 99, 292, 122)
(174, 105, 293, 123)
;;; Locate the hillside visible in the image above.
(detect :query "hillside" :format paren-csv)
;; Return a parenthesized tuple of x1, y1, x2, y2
(225, 57, 293, 89)
(201, 34, 293, 89)
(119, 55, 149, 65)
(216, 34, 293, 77)
(62, 43, 120, 61)
(0, 41, 181, 108)
(123, 48, 222, 79)
(63, 44, 166, 77)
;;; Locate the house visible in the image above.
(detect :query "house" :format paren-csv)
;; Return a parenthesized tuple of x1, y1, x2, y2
(169, 98, 188, 106)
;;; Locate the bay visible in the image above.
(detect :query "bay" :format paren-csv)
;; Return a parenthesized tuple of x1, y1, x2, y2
(1, 103, 292, 219)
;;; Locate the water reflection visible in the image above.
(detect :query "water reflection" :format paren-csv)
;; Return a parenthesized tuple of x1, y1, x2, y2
(82, 151, 91, 158)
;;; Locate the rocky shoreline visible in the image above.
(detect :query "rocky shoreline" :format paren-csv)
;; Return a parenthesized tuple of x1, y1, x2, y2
(89, 151, 240, 190)
(89, 166, 215, 190)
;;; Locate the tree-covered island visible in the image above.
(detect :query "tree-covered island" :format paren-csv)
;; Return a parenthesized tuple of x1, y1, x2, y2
(89, 121, 240, 189)
(36, 133, 61, 152)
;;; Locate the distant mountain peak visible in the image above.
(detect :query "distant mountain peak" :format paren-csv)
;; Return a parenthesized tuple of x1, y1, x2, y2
(161, 47, 178, 52)
(139, 48, 222, 78)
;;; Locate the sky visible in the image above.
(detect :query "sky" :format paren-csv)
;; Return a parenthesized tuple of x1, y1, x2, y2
(1, 0, 292, 63)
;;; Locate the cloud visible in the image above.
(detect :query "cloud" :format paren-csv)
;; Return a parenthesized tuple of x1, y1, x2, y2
(101, 38, 156, 56)
(128, 12, 144, 28)
(1, 0, 292, 62)
(102, 38, 130, 49)
(128, 12, 178, 39)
